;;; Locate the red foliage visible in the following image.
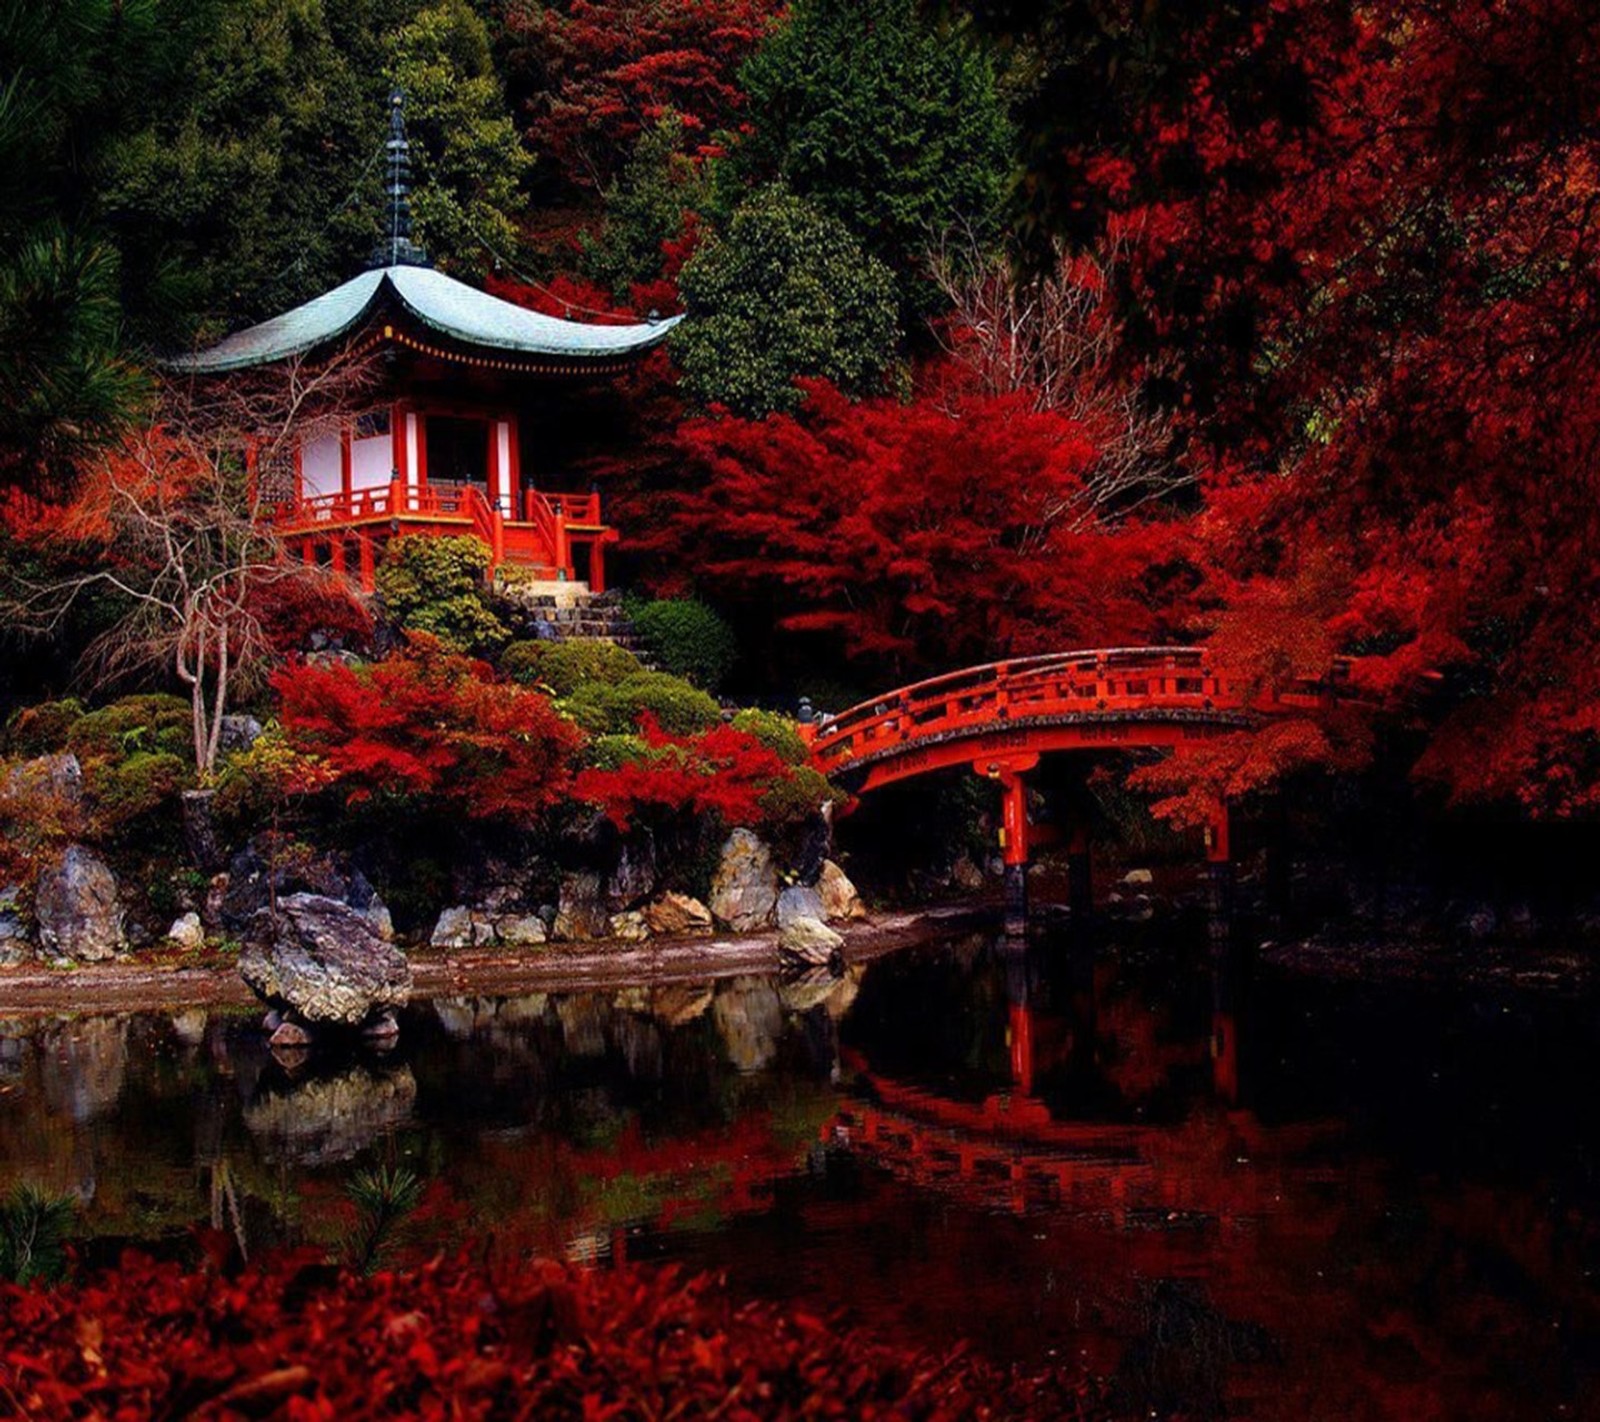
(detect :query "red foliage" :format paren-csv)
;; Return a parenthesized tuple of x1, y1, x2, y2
(273, 636, 582, 823)
(0, 1248, 1103, 1420)
(510, 0, 783, 189)
(575, 713, 795, 831)
(651, 379, 1199, 678)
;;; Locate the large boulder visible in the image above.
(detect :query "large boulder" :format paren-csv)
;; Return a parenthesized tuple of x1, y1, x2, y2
(0, 884, 29, 966)
(776, 885, 825, 927)
(643, 892, 714, 938)
(239, 894, 412, 1029)
(35, 845, 125, 961)
(778, 915, 844, 970)
(816, 860, 867, 922)
(220, 839, 389, 937)
(553, 871, 611, 941)
(607, 832, 657, 911)
(4, 753, 84, 809)
(709, 829, 778, 932)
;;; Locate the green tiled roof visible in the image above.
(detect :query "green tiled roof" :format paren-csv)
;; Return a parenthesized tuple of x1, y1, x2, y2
(166, 265, 679, 373)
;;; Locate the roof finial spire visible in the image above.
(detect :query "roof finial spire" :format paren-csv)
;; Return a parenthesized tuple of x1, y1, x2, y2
(372, 87, 429, 270)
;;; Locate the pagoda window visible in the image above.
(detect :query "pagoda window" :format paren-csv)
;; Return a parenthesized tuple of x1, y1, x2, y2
(350, 409, 393, 491)
(425, 415, 489, 487)
(299, 432, 342, 499)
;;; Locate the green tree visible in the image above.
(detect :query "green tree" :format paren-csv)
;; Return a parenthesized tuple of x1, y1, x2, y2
(387, 0, 532, 275)
(581, 113, 710, 300)
(376, 535, 509, 656)
(674, 185, 899, 415)
(733, 0, 1013, 312)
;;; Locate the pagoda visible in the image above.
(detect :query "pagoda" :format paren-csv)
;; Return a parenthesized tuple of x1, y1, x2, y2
(170, 91, 677, 593)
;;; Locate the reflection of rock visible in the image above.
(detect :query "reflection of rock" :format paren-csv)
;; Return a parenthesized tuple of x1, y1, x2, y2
(612, 1012, 663, 1079)
(35, 845, 125, 961)
(816, 860, 867, 921)
(553, 872, 610, 941)
(825, 965, 865, 1019)
(39, 1016, 128, 1121)
(711, 976, 784, 1072)
(169, 1009, 209, 1047)
(779, 916, 844, 970)
(239, 894, 412, 1029)
(555, 995, 611, 1057)
(650, 982, 713, 1027)
(778, 967, 842, 1014)
(244, 1064, 417, 1166)
(643, 893, 712, 937)
(710, 829, 778, 932)
(433, 996, 500, 1040)
(496, 992, 549, 1025)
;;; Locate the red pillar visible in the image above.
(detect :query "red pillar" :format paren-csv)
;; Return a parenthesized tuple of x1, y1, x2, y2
(358, 534, 376, 593)
(999, 765, 1031, 934)
(330, 538, 347, 577)
(589, 536, 606, 594)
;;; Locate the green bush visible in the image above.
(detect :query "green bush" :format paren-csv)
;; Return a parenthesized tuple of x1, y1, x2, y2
(631, 600, 738, 690)
(503, 639, 643, 695)
(584, 733, 651, 771)
(759, 764, 848, 827)
(730, 708, 810, 766)
(564, 671, 723, 737)
(376, 536, 508, 656)
(5, 698, 85, 757)
(675, 185, 900, 416)
(67, 694, 191, 762)
(90, 750, 190, 826)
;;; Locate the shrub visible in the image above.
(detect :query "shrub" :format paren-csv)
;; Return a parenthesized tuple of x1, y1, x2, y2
(564, 671, 722, 737)
(90, 751, 190, 826)
(585, 733, 651, 771)
(729, 708, 809, 766)
(67, 694, 191, 762)
(504, 639, 644, 695)
(758, 763, 848, 827)
(376, 536, 509, 657)
(631, 599, 737, 690)
(5, 698, 85, 757)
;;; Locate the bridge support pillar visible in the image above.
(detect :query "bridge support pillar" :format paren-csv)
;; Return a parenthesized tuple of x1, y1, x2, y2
(983, 756, 1038, 936)
(1204, 804, 1234, 948)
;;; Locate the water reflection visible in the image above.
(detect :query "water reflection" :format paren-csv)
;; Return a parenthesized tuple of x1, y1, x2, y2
(2, 926, 1598, 1419)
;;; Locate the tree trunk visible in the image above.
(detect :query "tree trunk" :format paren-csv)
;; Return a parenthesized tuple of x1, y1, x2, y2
(182, 788, 225, 873)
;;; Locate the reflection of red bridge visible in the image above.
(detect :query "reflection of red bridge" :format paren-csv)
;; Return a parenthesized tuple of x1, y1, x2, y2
(805, 648, 1348, 918)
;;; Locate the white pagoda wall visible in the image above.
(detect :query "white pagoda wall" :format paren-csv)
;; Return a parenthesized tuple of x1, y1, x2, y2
(299, 434, 341, 499)
(352, 434, 391, 491)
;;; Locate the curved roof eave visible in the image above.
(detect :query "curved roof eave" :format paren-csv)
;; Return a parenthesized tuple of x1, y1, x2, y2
(164, 266, 681, 374)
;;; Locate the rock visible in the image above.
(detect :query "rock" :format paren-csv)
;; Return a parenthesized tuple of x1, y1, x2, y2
(778, 915, 844, 970)
(607, 832, 657, 911)
(950, 855, 985, 891)
(643, 893, 713, 937)
(430, 906, 475, 950)
(1122, 868, 1154, 887)
(777, 885, 826, 927)
(496, 913, 548, 947)
(167, 912, 205, 951)
(220, 839, 389, 937)
(553, 871, 611, 941)
(218, 714, 264, 754)
(35, 845, 125, 961)
(269, 1018, 313, 1049)
(816, 860, 866, 921)
(238, 893, 412, 1028)
(4, 752, 84, 808)
(0, 884, 29, 966)
(709, 829, 778, 932)
(609, 910, 651, 942)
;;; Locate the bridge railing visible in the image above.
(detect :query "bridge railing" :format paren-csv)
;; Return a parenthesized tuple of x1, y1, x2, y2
(807, 646, 1349, 772)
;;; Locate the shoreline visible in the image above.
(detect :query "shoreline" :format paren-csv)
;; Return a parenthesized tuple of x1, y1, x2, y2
(0, 906, 988, 1017)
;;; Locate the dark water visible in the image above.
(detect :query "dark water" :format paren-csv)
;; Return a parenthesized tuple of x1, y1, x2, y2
(3, 923, 1599, 1420)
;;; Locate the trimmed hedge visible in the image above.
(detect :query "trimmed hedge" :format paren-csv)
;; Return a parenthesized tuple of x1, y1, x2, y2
(729, 708, 810, 766)
(564, 671, 723, 737)
(503, 639, 644, 695)
(630, 600, 738, 690)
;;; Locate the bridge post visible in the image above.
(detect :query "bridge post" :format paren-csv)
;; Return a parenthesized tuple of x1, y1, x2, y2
(1204, 804, 1234, 947)
(999, 768, 1030, 934)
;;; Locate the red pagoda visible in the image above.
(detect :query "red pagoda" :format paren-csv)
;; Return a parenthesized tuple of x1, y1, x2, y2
(170, 92, 676, 593)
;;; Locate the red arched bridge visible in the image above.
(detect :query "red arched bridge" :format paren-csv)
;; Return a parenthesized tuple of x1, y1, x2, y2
(802, 647, 1348, 924)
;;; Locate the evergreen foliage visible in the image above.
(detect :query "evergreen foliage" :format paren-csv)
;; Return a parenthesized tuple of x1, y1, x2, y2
(502, 640, 644, 696)
(630, 599, 738, 690)
(734, 0, 1013, 312)
(564, 671, 723, 737)
(675, 185, 899, 415)
(375, 536, 509, 657)
(0, 1185, 76, 1286)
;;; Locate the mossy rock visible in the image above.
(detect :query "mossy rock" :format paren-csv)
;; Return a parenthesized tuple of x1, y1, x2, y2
(5, 699, 86, 757)
(67, 695, 191, 762)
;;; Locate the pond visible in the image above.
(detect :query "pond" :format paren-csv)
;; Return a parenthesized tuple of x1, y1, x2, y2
(2, 920, 1598, 1420)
